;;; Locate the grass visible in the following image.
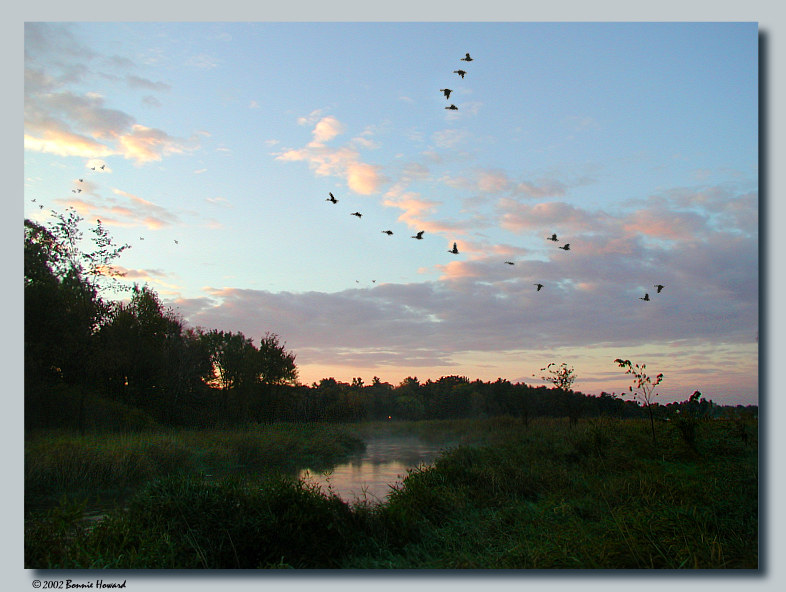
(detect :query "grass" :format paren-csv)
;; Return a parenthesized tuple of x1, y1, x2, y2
(25, 416, 758, 569)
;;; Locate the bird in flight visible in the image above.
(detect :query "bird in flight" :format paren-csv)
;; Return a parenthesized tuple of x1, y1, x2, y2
(326, 192, 338, 204)
(448, 242, 459, 254)
(534, 283, 544, 291)
(504, 261, 515, 265)
(174, 240, 179, 244)
(440, 88, 452, 99)
(445, 104, 458, 110)
(91, 166, 96, 170)
(78, 179, 83, 182)
(461, 53, 473, 62)
(139, 237, 145, 241)
(654, 284, 665, 293)
(558, 244, 571, 251)
(31, 198, 36, 202)
(639, 293, 650, 301)
(412, 230, 425, 240)
(453, 69, 466, 78)
(351, 212, 362, 218)
(546, 233, 559, 242)
(382, 230, 393, 236)
(100, 164, 106, 170)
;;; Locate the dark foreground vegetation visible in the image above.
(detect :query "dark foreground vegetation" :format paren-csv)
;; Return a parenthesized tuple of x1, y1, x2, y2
(25, 417, 757, 569)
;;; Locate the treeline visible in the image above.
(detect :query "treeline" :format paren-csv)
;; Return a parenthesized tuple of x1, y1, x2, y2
(24, 211, 757, 432)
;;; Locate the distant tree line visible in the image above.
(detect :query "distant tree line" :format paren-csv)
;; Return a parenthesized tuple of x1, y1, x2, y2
(24, 211, 758, 432)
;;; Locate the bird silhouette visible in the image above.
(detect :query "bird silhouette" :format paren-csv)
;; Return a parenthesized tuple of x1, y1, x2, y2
(448, 242, 459, 254)
(382, 230, 393, 235)
(440, 88, 453, 99)
(504, 261, 515, 265)
(453, 69, 466, 78)
(445, 104, 458, 110)
(139, 237, 145, 241)
(174, 240, 179, 244)
(91, 166, 96, 170)
(412, 230, 425, 240)
(78, 179, 83, 182)
(326, 192, 338, 204)
(546, 233, 559, 242)
(534, 283, 544, 291)
(461, 53, 473, 62)
(654, 284, 665, 293)
(351, 212, 362, 218)
(640, 293, 650, 301)
(100, 164, 106, 170)
(558, 244, 571, 251)
(31, 198, 36, 202)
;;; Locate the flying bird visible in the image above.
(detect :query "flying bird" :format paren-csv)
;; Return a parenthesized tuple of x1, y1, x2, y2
(504, 261, 515, 265)
(100, 164, 106, 170)
(461, 53, 473, 62)
(654, 284, 665, 293)
(640, 293, 650, 301)
(326, 192, 338, 204)
(448, 242, 459, 254)
(534, 283, 544, 291)
(78, 179, 83, 182)
(174, 240, 179, 244)
(546, 233, 559, 242)
(440, 88, 452, 99)
(445, 104, 458, 110)
(453, 69, 466, 78)
(412, 230, 425, 240)
(351, 212, 362, 218)
(558, 244, 571, 251)
(31, 198, 36, 202)
(139, 237, 145, 241)
(382, 230, 393, 235)
(91, 166, 96, 170)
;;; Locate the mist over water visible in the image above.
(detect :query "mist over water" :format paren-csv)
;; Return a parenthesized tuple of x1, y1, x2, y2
(300, 434, 452, 503)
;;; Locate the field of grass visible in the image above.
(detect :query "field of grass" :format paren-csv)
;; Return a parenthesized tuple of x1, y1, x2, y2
(24, 416, 758, 569)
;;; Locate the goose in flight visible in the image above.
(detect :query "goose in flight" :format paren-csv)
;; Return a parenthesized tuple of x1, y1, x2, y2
(326, 192, 338, 204)
(558, 243, 571, 251)
(78, 179, 83, 182)
(639, 293, 650, 301)
(382, 230, 394, 235)
(100, 164, 106, 170)
(440, 88, 453, 99)
(445, 104, 458, 110)
(534, 283, 544, 291)
(654, 284, 665, 293)
(174, 240, 179, 244)
(504, 261, 515, 265)
(546, 233, 559, 242)
(412, 230, 425, 240)
(351, 212, 362, 218)
(461, 53, 473, 62)
(448, 242, 459, 254)
(453, 69, 466, 78)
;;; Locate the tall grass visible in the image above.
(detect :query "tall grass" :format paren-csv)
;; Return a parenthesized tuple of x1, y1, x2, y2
(25, 417, 758, 569)
(25, 423, 365, 510)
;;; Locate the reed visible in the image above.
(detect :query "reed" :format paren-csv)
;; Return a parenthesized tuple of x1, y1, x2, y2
(25, 417, 758, 569)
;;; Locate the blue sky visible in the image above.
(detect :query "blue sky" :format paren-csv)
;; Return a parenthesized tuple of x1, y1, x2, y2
(23, 21, 759, 403)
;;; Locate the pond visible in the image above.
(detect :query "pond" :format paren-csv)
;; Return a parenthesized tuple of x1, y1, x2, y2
(299, 434, 452, 504)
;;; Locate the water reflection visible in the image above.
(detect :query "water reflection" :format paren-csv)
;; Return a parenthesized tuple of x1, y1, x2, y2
(299, 435, 450, 504)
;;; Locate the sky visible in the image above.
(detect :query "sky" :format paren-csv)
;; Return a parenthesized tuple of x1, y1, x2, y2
(23, 21, 759, 405)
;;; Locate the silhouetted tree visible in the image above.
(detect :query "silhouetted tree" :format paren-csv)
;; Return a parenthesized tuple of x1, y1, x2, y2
(614, 359, 664, 446)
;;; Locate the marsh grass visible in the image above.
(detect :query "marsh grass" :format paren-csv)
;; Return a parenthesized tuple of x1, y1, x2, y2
(25, 417, 757, 569)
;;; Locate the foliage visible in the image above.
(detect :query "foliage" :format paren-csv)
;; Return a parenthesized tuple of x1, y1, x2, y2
(614, 358, 664, 446)
(25, 418, 758, 569)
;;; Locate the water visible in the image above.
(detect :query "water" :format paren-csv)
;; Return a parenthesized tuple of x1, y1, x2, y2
(299, 434, 451, 504)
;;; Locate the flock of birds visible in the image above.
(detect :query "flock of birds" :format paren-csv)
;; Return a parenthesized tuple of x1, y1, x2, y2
(30, 163, 181, 246)
(29, 52, 663, 303)
(321, 52, 665, 301)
